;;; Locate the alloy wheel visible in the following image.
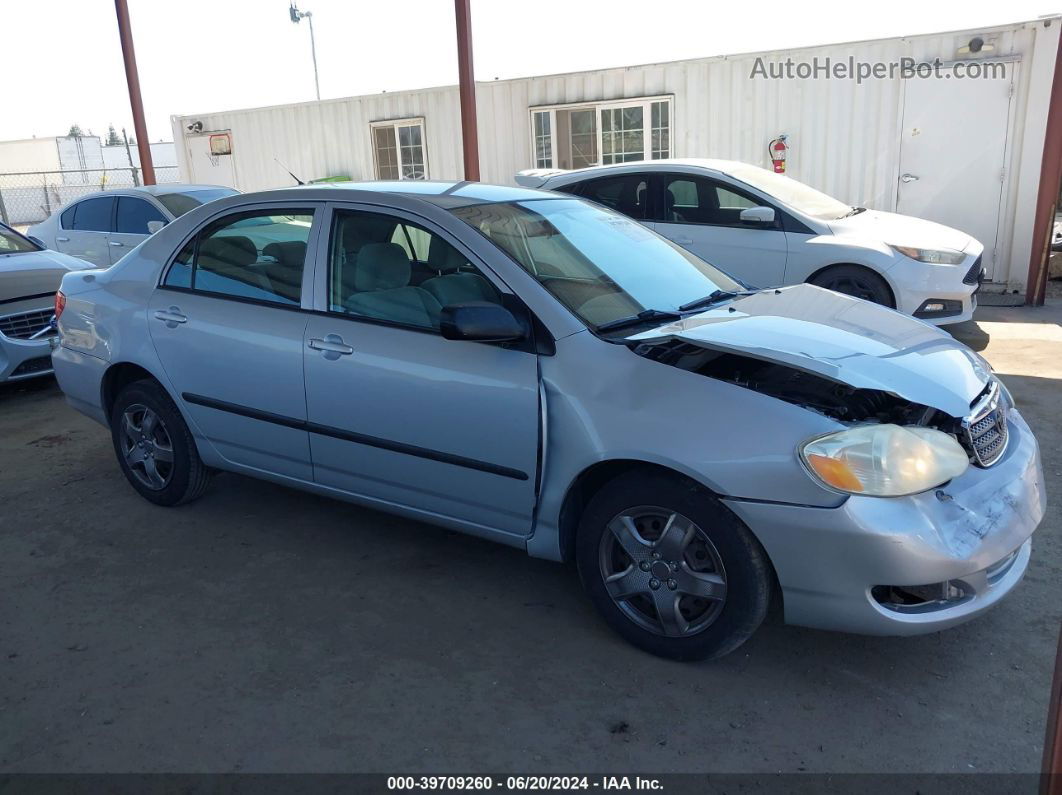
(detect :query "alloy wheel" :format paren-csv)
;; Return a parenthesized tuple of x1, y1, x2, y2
(598, 506, 727, 637)
(118, 403, 175, 490)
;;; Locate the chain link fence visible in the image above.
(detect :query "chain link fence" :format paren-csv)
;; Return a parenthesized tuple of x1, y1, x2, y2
(0, 166, 181, 227)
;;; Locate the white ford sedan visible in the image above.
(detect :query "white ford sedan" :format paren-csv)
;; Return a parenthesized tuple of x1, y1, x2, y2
(518, 160, 984, 325)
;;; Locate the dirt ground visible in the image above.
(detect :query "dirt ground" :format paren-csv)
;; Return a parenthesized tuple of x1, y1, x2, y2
(1, 298, 1060, 776)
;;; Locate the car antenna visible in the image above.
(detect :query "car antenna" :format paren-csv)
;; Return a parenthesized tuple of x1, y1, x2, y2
(274, 156, 305, 185)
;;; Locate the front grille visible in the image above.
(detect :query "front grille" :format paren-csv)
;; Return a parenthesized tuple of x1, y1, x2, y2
(10, 356, 53, 378)
(0, 308, 54, 340)
(963, 381, 1009, 467)
(962, 255, 984, 285)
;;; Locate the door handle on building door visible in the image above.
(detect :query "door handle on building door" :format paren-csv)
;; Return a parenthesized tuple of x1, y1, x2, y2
(900, 173, 920, 183)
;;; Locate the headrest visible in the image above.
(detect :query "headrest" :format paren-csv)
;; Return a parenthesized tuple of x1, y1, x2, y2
(342, 216, 399, 255)
(427, 236, 469, 274)
(199, 235, 256, 268)
(263, 240, 307, 267)
(354, 242, 411, 291)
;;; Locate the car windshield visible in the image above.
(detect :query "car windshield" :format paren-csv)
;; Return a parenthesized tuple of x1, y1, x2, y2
(724, 163, 852, 220)
(451, 198, 742, 332)
(156, 188, 239, 218)
(0, 224, 41, 254)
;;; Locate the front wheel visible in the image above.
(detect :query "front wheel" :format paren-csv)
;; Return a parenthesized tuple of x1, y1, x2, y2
(110, 379, 212, 506)
(576, 470, 772, 661)
(810, 264, 893, 307)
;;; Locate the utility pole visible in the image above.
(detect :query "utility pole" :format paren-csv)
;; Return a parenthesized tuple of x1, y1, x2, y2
(114, 0, 155, 185)
(289, 4, 320, 102)
(454, 0, 480, 181)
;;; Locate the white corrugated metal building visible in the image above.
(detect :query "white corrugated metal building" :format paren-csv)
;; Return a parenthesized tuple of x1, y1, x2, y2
(172, 16, 1062, 293)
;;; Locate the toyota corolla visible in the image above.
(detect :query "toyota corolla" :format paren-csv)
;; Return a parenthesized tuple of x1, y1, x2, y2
(51, 182, 1045, 660)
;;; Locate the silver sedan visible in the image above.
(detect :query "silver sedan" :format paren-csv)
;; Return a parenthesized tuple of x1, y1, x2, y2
(50, 182, 1045, 660)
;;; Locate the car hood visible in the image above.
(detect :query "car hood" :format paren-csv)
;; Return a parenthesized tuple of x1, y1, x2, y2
(0, 249, 92, 302)
(626, 284, 989, 419)
(828, 209, 975, 252)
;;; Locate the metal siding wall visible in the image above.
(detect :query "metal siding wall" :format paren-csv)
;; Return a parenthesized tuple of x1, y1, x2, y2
(174, 19, 1055, 288)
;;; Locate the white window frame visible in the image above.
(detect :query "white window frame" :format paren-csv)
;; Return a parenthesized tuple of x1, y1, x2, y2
(369, 117, 429, 180)
(527, 95, 674, 170)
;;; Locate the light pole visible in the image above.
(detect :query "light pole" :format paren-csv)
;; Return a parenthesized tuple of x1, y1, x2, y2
(289, 3, 320, 102)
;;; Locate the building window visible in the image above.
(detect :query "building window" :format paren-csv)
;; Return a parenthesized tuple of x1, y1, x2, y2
(533, 111, 552, 169)
(529, 97, 671, 170)
(371, 119, 427, 180)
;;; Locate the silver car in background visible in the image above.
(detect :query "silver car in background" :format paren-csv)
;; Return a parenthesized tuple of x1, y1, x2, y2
(51, 183, 1045, 660)
(0, 222, 89, 382)
(28, 184, 239, 268)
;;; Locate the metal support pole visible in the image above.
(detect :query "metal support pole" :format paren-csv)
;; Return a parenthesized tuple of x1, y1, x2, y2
(1026, 24, 1062, 306)
(114, 0, 156, 186)
(308, 13, 320, 101)
(1043, 624, 1062, 795)
(122, 127, 140, 186)
(0, 188, 9, 226)
(454, 0, 480, 182)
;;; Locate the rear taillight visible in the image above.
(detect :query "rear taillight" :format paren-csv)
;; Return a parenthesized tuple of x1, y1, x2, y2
(54, 291, 66, 321)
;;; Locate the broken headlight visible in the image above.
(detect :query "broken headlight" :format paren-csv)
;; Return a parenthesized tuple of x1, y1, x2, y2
(799, 424, 969, 497)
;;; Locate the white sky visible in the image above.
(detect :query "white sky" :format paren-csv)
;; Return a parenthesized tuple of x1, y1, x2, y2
(2, 0, 1058, 143)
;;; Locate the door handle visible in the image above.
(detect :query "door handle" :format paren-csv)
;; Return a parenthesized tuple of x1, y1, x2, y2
(308, 334, 354, 357)
(56, 236, 69, 242)
(900, 173, 920, 183)
(109, 241, 124, 247)
(153, 307, 187, 327)
(675, 236, 694, 245)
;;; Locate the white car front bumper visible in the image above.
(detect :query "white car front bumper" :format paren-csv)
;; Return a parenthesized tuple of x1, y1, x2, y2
(885, 249, 984, 326)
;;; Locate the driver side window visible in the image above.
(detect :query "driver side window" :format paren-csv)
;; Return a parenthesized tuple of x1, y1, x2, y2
(329, 210, 502, 331)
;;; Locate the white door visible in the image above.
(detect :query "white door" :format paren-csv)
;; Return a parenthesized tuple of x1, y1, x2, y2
(897, 64, 1014, 279)
(185, 133, 236, 189)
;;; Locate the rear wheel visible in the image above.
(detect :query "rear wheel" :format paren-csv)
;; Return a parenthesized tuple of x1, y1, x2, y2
(810, 264, 893, 307)
(110, 380, 212, 506)
(576, 470, 771, 661)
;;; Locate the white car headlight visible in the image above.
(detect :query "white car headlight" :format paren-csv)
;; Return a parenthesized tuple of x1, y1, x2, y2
(889, 244, 966, 265)
(799, 424, 969, 497)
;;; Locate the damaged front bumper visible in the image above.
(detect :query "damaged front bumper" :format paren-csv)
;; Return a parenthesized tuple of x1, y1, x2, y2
(722, 408, 1045, 635)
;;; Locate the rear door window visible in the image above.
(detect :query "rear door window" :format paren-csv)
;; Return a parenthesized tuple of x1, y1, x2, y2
(71, 197, 114, 232)
(115, 197, 168, 234)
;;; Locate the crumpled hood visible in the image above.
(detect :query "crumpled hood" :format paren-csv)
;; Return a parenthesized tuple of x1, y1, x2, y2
(0, 249, 92, 302)
(829, 209, 975, 252)
(627, 284, 990, 419)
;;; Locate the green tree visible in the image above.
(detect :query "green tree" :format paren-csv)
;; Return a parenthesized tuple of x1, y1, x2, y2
(67, 123, 83, 137)
(105, 124, 122, 146)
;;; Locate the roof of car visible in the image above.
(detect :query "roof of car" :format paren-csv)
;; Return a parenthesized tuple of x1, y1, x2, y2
(547, 159, 748, 181)
(234, 180, 565, 209)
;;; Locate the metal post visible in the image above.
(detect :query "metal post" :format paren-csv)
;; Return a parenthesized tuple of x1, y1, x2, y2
(308, 13, 320, 101)
(122, 127, 140, 186)
(1026, 24, 1062, 306)
(114, 0, 156, 186)
(1044, 625, 1062, 795)
(454, 0, 480, 182)
(0, 188, 9, 226)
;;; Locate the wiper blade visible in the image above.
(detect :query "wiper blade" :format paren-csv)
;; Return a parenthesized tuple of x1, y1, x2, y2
(678, 289, 742, 312)
(841, 206, 867, 218)
(596, 308, 683, 334)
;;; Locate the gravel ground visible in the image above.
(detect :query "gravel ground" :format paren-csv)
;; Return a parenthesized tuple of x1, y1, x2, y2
(1, 300, 1059, 777)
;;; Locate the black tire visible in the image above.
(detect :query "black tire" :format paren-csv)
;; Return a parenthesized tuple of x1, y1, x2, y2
(109, 379, 212, 506)
(576, 470, 771, 661)
(810, 264, 893, 307)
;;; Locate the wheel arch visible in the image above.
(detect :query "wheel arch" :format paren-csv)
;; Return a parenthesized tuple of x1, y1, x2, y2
(806, 262, 897, 308)
(100, 361, 170, 423)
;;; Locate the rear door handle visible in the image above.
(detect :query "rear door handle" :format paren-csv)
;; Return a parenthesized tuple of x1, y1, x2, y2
(153, 307, 187, 327)
(109, 241, 124, 247)
(308, 334, 354, 357)
(56, 236, 69, 242)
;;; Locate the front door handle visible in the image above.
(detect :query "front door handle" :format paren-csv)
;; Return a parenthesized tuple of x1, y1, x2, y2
(109, 241, 124, 247)
(56, 236, 69, 242)
(153, 307, 187, 327)
(900, 173, 920, 183)
(309, 334, 354, 358)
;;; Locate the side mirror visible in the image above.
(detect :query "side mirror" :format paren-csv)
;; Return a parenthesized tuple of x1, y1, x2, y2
(739, 206, 776, 226)
(440, 302, 526, 343)
(146, 220, 167, 234)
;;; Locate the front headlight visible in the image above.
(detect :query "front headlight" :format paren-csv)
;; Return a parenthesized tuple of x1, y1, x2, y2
(800, 424, 969, 497)
(889, 244, 966, 265)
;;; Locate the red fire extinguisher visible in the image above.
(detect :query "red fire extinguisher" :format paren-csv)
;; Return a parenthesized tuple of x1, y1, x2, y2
(768, 135, 789, 173)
